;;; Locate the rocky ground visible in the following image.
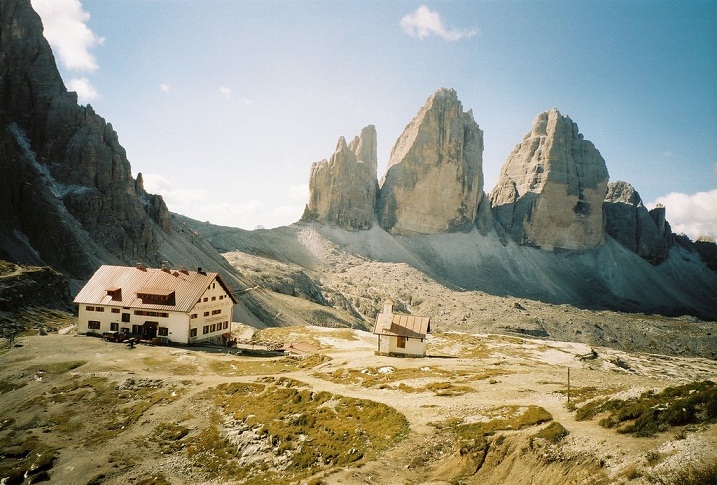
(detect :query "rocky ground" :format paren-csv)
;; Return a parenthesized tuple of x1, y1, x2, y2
(1, 323, 715, 484)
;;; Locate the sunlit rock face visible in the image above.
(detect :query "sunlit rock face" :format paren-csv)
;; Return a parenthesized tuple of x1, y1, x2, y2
(377, 88, 489, 235)
(302, 125, 378, 230)
(490, 109, 609, 251)
(604, 181, 670, 264)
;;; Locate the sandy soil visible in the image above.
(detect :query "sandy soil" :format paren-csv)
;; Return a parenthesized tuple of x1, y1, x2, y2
(1, 324, 715, 484)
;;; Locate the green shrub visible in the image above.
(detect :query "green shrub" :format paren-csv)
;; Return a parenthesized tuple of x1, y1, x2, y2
(574, 381, 717, 437)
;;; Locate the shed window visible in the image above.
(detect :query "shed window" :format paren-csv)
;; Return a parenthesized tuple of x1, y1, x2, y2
(397, 336, 407, 348)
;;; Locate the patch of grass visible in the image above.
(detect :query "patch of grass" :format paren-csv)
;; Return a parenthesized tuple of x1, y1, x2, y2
(435, 405, 553, 439)
(189, 377, 409, 483)
(317, 365, 497, 392)
(532, 421, 569, 443)
(648, 460, 717, 485)
(210, 354, 330, 376)
(559, 386, 622, 411)
(574, 380, 717, 437)
(13, 375, 187, 446)
(150, 422, 191, 453)
(398, 381, 474, 396)
(0, 435, 59, 484)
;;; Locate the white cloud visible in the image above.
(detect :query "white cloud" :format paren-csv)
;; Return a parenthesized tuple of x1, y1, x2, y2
(67, 77, 99, 103)
(32, 0, 104, 72)
(400, 5, 479, 41)
(142, 173, 207, 206)
(219, 86, 232, 98)
(160, 84, 170, 94)
(648, 189, 717, 240)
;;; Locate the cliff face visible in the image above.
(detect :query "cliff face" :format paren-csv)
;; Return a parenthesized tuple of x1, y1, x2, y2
(603, 181, 670, 264)
(490, 109, 609, 251)
(302, 125, 378, 230)
(0, 0, 169, 278)
(377, 88, 490, 235)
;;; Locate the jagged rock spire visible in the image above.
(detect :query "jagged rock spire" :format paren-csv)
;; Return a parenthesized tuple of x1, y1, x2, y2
(302, 125, 377, 230)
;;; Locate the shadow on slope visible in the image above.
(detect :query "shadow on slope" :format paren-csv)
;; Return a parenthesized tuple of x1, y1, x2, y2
(182, 216, 717, 320)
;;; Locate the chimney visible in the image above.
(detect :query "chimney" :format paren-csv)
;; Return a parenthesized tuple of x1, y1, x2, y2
(179, 266, 189, 275)
(161, 260, 170, 273)
(136, 262, 146, 271)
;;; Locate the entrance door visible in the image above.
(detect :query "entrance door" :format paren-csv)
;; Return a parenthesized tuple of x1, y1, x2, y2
(142, 321, 159, 339)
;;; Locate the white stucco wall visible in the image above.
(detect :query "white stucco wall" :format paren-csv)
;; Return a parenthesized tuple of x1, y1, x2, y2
(378, 334, 427, 357)
(77, 277, 235, 344)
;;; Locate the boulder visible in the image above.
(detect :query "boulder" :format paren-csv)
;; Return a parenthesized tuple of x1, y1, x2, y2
(490, 109, 609, 250)
(302, 125, 377, 230)
(377, 88, 489, 235)
(603, 181, 670, 264)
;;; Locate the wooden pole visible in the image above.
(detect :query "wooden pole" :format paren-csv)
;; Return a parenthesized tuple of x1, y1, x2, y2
(567, 367, 571, 405)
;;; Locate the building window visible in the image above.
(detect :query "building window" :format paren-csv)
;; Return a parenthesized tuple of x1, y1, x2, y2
(212, 283, 216, 289)
(224, 321, 229, 330)
(86, 306, 95, 311)
(211, 296, 216, 301)
(203, 325, 209, 335)
(190, 313, 197, 319)
(111, 308, 120, 314)
(204, 311, 209, 317)
(203, 297, 208, 302)
(212, 309, 221, 315)
(219, 295, 224, 300)
(134, 310, 169, 318)
(397, 336, 407, 348)
(122, 313, 130, 323)
(95, 307, 105, 312)
(190, 328, 197, 337)
(158, 327, 168, 337)
(110, 322, 119, 331)
(88, 321, 101, 330)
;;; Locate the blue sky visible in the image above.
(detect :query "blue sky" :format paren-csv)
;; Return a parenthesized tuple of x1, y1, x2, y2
(32, 0, 717, 238)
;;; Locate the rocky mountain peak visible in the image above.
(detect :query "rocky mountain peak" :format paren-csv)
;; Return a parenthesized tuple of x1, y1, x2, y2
(302, 125, 377, 230)
(490, 109, 609, 250)
(377, 88, 489, 235)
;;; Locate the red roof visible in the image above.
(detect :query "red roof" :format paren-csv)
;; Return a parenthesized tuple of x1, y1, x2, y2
(74, 265, 237, 312)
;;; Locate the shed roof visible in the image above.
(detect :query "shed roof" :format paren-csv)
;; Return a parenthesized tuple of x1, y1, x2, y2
(74, 265, 237, 312)
(375, 313, 431, 339)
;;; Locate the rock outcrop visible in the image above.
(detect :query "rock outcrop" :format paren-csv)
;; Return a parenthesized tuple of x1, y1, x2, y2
(302, 125, 377, 230)
(377, 88, 489, 235)
(603, 181, 670, 264)
(0, 0, 169, 278)
(490, 109, 609, 251)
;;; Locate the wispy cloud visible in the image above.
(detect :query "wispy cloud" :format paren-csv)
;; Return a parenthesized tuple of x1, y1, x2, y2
(32, 0, 103, 103)
(219, 86, 232, 98)
(648, 189, 717, 240)
(142, 173, 207, 206)
(159, 84, 170, 94)
(400, 5, 479, 41)
(67, 77, 99, 102)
